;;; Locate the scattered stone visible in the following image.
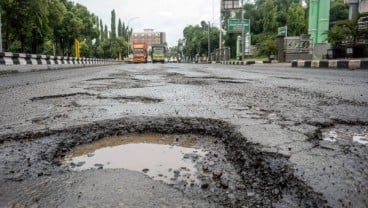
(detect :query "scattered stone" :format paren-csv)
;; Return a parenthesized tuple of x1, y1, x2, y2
(142, 168, 149, 173)
(272, 188, 280, 195)
(247, 192, 255, 197)
(173, 170, 180, 177)
(212, 170, 223, 179)
(220, 177, 229, 189)
(201, 183, 209, 189)
(236, 184, 246, 190)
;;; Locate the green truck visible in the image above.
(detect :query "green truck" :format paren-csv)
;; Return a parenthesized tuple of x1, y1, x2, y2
(151, 44, 166, 63)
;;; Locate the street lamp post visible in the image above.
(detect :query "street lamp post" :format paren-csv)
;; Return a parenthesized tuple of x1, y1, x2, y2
(126, 17, 139, 57)
(219, 0, 222, 50)
(0, 8, 3, 52)
(208, 21, 211, 62)
(241, 0, 244, 61)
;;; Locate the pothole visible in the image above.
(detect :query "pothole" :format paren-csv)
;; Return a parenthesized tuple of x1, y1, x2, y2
(64, 134, 209, 185)
(96, 95, 163, 104)
(275, 76, 305, 81)
(31, 93, 162, 106)
(217, 80, 250, 84)
(322, 125, 368, 145)
(0, 117, 330, 207)
(85, 78, 116, 81)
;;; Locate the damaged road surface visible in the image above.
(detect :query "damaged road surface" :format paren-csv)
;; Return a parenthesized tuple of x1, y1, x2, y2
(0, 64, 367, 207)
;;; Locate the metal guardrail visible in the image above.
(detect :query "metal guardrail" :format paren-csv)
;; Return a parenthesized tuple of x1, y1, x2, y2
(0, 52, 120, 65)
(211, 47, 231, 63)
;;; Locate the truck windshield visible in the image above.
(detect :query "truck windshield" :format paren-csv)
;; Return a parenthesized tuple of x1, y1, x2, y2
(133, 48, 144, 54)
(153, 47, 164, 54)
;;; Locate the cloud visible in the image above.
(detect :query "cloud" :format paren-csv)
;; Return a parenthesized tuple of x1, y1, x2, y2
(74, 0, 220, 46)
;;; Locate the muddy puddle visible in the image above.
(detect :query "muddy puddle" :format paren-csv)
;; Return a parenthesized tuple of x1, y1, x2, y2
(64, 133, 207, 185)
(322, 125, 368, 145)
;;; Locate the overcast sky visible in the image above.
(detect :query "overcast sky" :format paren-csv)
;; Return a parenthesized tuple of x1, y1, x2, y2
(74, 0, 221, 47)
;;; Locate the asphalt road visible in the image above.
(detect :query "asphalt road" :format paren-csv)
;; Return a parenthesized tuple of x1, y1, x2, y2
(0, 63, 367, 207)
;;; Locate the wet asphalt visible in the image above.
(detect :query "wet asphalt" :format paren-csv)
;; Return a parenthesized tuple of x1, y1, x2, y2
(0, 63, 367, 207)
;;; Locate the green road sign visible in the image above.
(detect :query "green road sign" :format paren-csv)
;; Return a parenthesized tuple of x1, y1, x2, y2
(278, 26, 287, 36)
(228, 19, 250, 33)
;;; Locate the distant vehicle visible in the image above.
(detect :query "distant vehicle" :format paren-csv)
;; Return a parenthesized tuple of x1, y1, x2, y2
(169, 56, 178, 63)
(132, 42, 147, 63)
(151, 44, 166, 63)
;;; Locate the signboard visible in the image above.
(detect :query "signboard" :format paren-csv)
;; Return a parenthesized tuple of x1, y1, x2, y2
(344, 0, 359, 4)
(228, 19, 250, 33)
(221, 0, 241, 11)
(278, 26, 287, 37)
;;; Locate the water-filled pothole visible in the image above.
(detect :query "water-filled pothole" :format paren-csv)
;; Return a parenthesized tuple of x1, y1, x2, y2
(322, 125, 368, 145)
(64, 133, 207, 184)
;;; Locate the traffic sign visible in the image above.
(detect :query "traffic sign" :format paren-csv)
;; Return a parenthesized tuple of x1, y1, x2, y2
(278, 26, 287, 37)
(221, 0, 241, 11)
(228, 19, 250, 33)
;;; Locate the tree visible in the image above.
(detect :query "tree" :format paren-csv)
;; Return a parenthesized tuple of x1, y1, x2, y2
(256, 35, 277, 56)
(100, 19, 104, 41)
(330, 0, 349, 23)
(1, 0, 49, 53)
(261, 0, 278, 34)
(286, 3, 307, 36)
(118, 18, 123, 37)
(183, 22, 219, 59)
(110, 9, 116, 38)
(104, 25, 109, 40)
(1, 0, 129, 59)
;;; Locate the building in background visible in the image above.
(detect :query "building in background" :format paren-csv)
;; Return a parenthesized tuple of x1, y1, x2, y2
(344, 0, 368, 20)
(130, 29, 167, 48)
(360, 0, 368, 13)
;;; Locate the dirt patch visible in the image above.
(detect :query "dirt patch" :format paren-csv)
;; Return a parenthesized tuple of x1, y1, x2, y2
(275, 76, 305, 81)
(0, 117, 328, 207)
(97, 95, 163, 103)
(30, 92, 96, 101)
(85, 78, 116, 81)
(218, 80, 250, 84)
(168, 78, 214, 86)
(31, 93, 162, 105)
(83, 80, 150, 91)
(167, 75, 252, 86)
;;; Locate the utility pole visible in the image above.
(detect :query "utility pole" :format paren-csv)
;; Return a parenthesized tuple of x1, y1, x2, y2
(208, 21, 211, 62)
(241, 0, 244, 61)
(0, 8, 3, 52)
(219, 0, 222, 50)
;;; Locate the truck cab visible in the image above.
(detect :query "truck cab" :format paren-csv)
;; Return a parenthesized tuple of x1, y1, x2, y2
(132, 42, 147, 63)
(151, 44, 166, 63)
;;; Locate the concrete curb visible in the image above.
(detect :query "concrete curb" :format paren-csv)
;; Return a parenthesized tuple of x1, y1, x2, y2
(0, 52, 121, 74)
(220, 60, 279, 65)
(291, 59, 368, 70)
